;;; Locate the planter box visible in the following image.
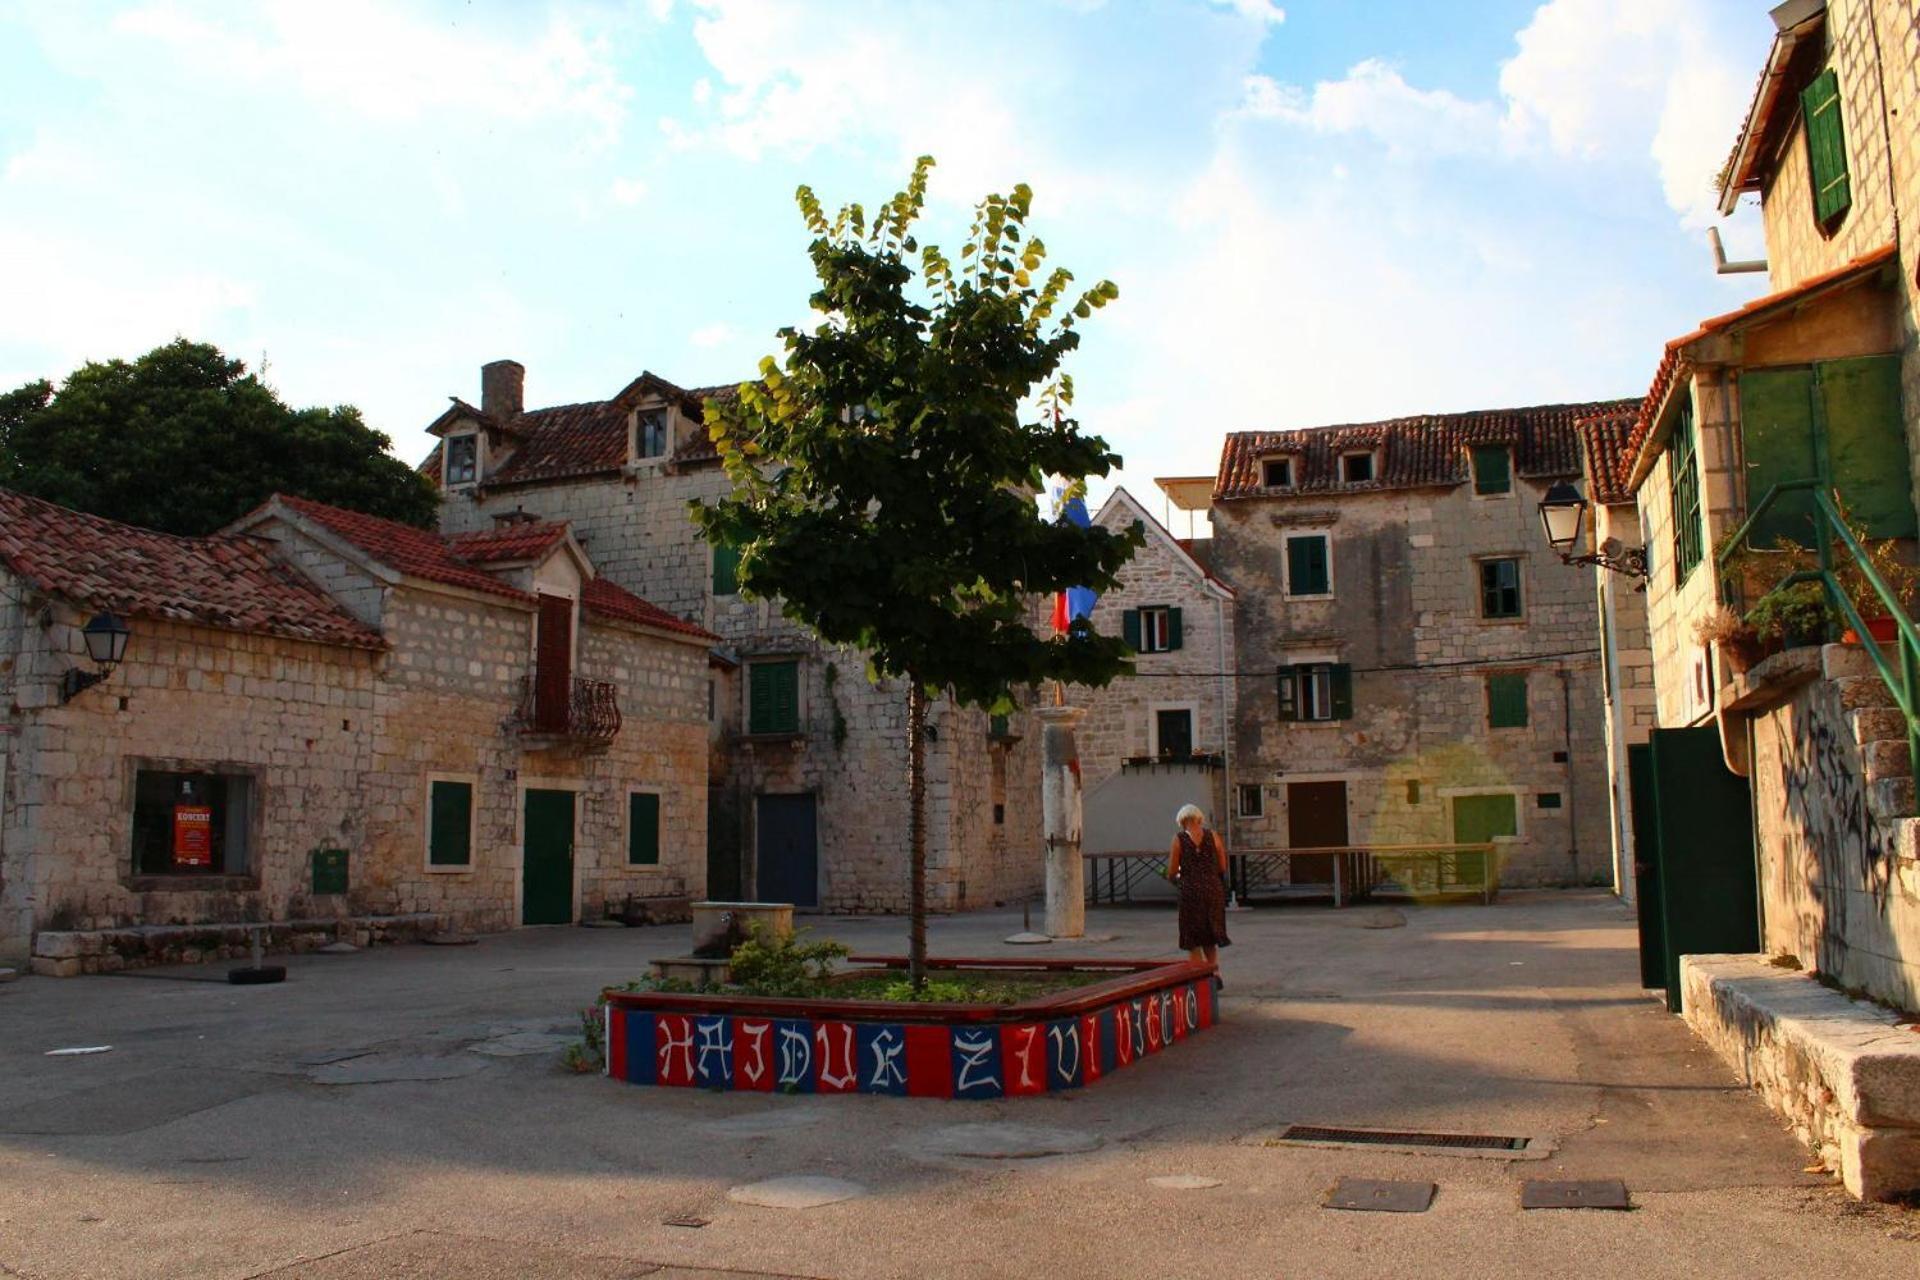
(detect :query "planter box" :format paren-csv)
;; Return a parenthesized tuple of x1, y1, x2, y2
(604, 956, 1219, 1098)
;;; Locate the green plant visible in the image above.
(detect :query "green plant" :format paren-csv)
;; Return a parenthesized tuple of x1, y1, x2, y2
(565, 1003, 607, 1074)
(1745, 581, 1831, 645)
(882, 977, 975, 1003)
(727, 926, 851, 998)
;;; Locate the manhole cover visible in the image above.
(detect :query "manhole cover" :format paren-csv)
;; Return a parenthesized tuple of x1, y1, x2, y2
(1324, 1177, 1436, 1213)
(1276, 1124, 1529, 1152)
(1520, 1179, 1631, 1210)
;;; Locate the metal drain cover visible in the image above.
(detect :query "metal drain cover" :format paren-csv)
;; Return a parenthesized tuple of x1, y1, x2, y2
(1324, 1177, 1435, 1213)
(1277, 1124, 1529, 1152)
(1520, 1179, 1631, 1210)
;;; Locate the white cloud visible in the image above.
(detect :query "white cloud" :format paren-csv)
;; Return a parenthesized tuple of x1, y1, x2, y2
(1212, 0, 1285, 23)
(1235, 62, 1500, 156)
(610, 177, 650, 206)
(689, 322, 735, 349)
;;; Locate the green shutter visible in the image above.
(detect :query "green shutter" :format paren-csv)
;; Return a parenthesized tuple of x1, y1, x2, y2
(1802, 68, 1851, 226)
(429, 780, 472, 866)
(1452, 793, 1517, 844)
(1819, 355, 1915, 538)
(628, 792, 660, 865)
(1669, 401, 1703, 584)
(1166, 607, 1183, 651)
(1276, 666, 1298, 721)
(1471, 445, 1511, 495)
(1740, 367, 1821, 547)
(749, 660, 799, 735)
(1122, 609, 1141, 652)
(712, 542, 741, 596)
(1288, 535, 1329, 595)
(1487, 673, 1528, 729)
(1329, 664, 1353, 720)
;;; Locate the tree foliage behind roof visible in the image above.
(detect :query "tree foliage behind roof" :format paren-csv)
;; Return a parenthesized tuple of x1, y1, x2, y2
(692, 157, 1142, 706)
(0, 338, 439, 535)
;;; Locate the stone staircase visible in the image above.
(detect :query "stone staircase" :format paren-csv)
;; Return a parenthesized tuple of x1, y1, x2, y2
(1823, 643, 1920, 857)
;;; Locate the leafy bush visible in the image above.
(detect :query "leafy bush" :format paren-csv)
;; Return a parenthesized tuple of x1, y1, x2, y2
(727, 927, 851, 998)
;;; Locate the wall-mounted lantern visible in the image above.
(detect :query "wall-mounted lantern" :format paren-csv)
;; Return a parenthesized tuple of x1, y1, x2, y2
(61, 611, 131, 703)
(1537, 481, 1648, 581)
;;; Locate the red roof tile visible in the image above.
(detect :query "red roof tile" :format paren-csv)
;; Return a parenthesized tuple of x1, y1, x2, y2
(581, 577, 718, 642)
(271, 494, 533, 604)
(1214, 400, 1636, 501)
(444, 521, 571, 564)
(0, 488, 385, 650)
(1576, 408, 1638, 506)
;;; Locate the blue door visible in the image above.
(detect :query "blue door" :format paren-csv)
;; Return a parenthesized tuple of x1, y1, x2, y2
(755, 793, 818, 907)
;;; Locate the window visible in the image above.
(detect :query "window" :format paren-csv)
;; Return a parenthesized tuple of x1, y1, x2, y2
(1486, 673, 1529, 729)
(1285, 534, 1331, 597)
(1537, 792, 1564, 810)
(1801, 67, 1851, 228)
(1276, 663, 1352, 722)
(1124, 606, 1182, 653)
(131, 769, 253, 876)
(1341, 452, 1375, 484)
(1480, 558, 1523, 619)
(1471, 445, 1511, 496)
(444, 435, 478, 486)
(1451, 793, 1519, 844)
(1262, 457, 1294, 488)
(712, 541, 741, 596)
(1406, 779, 1421, 805)
(1235, 784, 1264, 818)
(707, 679, 716, 722)
(637, 409, 669, 460)
(1153, 708, 1194, 759)
(1668, 399, 1702, 585)
(748, 660, 800, 735)
(628, 791, 661, 865)
(427, 779, 473, 868)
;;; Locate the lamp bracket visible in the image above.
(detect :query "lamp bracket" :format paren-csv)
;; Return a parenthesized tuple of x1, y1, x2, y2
(1560, 545, 1650, 584)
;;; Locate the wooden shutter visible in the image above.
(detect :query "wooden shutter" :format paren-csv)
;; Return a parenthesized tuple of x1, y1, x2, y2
(1122, 609, 1142, 652)
(1487, 674, 1528, 729)
(1276, 666, 1298, 721)
(1166, 607, 1183, 651)
(1472, 446, 1511, 495)
(1452, 793, 1517, 843)
(429, 780, 471, 866)
(1819, 355, 1916, 538)
(534, 594, 573, 732)
(1739, 367, 1821, 547)
(628, 792, 661, 865)
(750, 661, 798, 735)
(773, 662, 798, 732)
(712, 542, 741, 595)
(1801, 68, 1851, 226)
(1329, 664, 1353, 720)
(1288, 536, 1328, 595)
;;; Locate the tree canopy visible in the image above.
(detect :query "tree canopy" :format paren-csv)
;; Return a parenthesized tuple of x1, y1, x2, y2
(0, 339, 438, 535)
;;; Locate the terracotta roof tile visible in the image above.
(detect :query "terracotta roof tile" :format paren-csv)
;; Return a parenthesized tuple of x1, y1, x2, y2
(1576, 408, 1638, 506)
(444, 522, 571, 564)
(1214, 400, 1636, 501)
(581, 577, 718, 642)
(0, 488, 385, 650)
(272, 494, 533, 604)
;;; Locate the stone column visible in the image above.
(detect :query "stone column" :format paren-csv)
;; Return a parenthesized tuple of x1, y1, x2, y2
(1036, 704, 1088, 939)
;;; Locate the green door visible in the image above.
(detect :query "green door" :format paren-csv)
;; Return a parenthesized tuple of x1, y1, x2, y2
(1647, 727, 1758, 1012)
(1627, 742, 1666, 991)
(522, 789, 575, 926)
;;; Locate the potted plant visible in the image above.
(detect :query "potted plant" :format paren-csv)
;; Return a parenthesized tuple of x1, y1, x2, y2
(1693, 604, 1771, 675)
(1744, 580, 1833, 651)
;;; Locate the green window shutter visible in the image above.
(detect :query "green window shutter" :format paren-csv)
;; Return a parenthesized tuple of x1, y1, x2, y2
(1487, 673, 1528, 729)
(1801, 68, 1852, 226)
(1288, 536, 1329, 595)
(1122, 609, 1142, 652)
(774, 661, 798, 732)
(1739, 367, 1821, 547)
(750, 661, 798, 735)
(712, 542, 741, 596)
(429, 780, 472, 866)
(1819, 355, 1916, 538)
(1668, 401, 1703, 584)
(1329, 664, 1354, 720)
(1471, 446, 1511, 495)
(1452, 793, 1518, 844)
(628, 792, 661, 865)
(1166, 607, 1183, 651)
(1276, 666, 1298, 721)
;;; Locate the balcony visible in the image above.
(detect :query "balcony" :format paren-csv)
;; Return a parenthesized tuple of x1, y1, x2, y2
(515, 675, 621, 751)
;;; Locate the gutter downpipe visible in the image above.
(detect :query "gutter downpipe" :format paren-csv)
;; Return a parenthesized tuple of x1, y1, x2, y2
(1560, 667, 1580, 884)
(1708, 227, 1768, 275)
(1217, 591, 1235, 859)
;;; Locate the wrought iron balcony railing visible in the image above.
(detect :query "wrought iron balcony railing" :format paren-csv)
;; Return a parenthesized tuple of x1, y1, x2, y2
(516, 674, 621, 746)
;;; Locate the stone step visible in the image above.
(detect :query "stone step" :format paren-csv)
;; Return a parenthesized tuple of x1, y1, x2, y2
(1834, 674, 1898, 710)
(1868, 775, 1917, 821)
(1823, 642, 1884, 680)
(1850, 707, 1908, 746)
(1862, 738, 1912, 784)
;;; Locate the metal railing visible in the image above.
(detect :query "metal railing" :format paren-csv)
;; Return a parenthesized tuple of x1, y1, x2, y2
(1716, 479, 1920, 784)
(515, 674, 622, 745)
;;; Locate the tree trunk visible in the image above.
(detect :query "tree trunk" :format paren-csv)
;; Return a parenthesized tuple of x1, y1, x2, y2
(906, 678, 928, 990)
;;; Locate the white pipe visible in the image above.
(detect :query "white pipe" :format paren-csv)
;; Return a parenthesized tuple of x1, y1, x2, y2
(1708, 227, 1767, 275)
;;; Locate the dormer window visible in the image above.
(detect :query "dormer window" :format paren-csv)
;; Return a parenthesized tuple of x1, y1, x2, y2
(637, 409, 669, 460)
(445, 434, 478, 487)
(1261, 457, 1294, 489)
(1341, 451, 1375, 484)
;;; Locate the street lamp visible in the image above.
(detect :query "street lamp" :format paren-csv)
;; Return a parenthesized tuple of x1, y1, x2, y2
(1536, 481, 1648, 580)
(61, 611, 131, 703)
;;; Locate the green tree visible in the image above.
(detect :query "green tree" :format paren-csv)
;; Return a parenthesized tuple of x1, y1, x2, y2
(0, 339, 438, 535)
(694, 158, 1143, 986)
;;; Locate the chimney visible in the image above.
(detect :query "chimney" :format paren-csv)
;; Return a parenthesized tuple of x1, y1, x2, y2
(480, 359, 524, 420)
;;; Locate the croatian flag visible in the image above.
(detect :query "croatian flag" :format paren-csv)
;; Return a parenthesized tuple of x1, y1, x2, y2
(1050, 484, 1098, 635)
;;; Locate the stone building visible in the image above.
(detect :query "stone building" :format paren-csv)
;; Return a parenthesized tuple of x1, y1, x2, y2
(0, 487, 712, 972)
(419, 360, 1044, 914)
(1193, 401, 1632, 889)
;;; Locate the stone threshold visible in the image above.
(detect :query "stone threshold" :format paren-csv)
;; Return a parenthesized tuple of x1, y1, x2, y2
(1681, 953, 1920, 1201)
(29, 913, 446, 977)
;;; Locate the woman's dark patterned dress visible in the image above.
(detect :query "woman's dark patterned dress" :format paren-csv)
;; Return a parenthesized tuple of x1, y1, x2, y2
(1175, 828, 1231, 951)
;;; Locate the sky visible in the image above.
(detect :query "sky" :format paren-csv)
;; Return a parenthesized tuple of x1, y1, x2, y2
(0, 0, 1779, 535)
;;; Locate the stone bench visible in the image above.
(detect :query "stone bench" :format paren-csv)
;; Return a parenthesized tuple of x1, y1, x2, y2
(29, 913, 445, 977)
(1682, 953, 1920, 1201)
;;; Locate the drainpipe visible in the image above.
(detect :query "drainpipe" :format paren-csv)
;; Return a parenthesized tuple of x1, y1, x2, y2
(1707, 227, 1767, 275)
(1559, 667, 1579, 884)
(1217, 592, 1235, 856)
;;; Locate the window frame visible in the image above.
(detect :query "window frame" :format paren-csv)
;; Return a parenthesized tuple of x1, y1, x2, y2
(634, 407, 671, 462)
(626, 787, 663, 867)
(1470, 444, 1512, 497)
(424, 773, 478, 872)
(1148, 703, 1198, 759)
(1478, 556, 1524, 620)
(1283, 531, 1333, 599)
(1277, 661, 1351, 723)
(1235, 783, 1265, 818)
(1261, 456, 1296, 489)
(443, 433, 479, 487)
(1340, 450, 1377, 484)
(127, 764, 259, 882)
(1139, 606, 1173, 654)
(747, 658, 802, 736)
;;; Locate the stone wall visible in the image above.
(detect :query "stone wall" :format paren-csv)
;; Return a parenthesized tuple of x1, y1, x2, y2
(1210, 477, 1612, 886)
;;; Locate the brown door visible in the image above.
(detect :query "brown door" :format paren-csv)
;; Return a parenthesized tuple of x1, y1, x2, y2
(1287, 780, 1348, 885)
(534, 594, 573, 732)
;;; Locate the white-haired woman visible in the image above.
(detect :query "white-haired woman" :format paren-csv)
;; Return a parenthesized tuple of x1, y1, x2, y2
(1168, 803, 1230, 970)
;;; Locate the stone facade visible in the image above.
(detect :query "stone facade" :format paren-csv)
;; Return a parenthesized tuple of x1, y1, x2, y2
(1589, 497, 1655, 902)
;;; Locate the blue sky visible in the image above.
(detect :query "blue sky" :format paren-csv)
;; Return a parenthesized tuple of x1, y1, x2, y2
(0, 0, 1777, 529)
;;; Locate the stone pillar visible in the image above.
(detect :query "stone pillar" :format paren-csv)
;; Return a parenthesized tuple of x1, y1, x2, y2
(1037, 704, 1087, 938)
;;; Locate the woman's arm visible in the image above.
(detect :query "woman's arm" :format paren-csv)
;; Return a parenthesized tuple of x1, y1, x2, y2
(1167, 837, 1183, 881)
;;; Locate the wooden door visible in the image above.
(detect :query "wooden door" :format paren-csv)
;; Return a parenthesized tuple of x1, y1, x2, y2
(534, 594, 572, 732)
(1287, 780, 1347, 884)
(522, 788, 575, 925)
(755, 793, 818, 908)
(1647, 727, 1758, 1011)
